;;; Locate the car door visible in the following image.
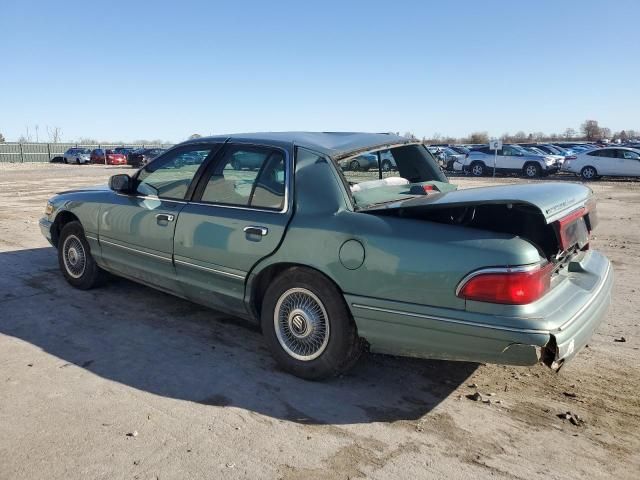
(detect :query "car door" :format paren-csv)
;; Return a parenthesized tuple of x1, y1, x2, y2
(98, 143, 221, 293)
(173, 142, 292, 316)
(592, 149, 616, 175)
(618, 149, 640, 176)
(500, 145, 522, 171)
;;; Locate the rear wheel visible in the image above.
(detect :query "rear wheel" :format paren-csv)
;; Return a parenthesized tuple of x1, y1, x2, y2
(349, 159, 361, 171)
(470, 162, 486, 177)
(523, 162, 541, 178)
(381, 160, 392, 172)
(261, 267, 362, 379)
(581, 166, 597, 181)
(58, 221, 105, 289)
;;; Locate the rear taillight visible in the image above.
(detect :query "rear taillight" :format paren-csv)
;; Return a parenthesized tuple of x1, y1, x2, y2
(457, 263, 554, 305)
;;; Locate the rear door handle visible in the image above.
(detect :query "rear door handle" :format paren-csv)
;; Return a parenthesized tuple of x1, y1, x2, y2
(243, 225, 268, 236)
(156, 213, 175, 223)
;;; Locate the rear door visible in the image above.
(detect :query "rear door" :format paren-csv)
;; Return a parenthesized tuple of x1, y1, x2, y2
(173, 142, 292, 315)
(98, 144, 221, 292)
(500, 145, 524, 171)
(616, 149, 640, 176)
(592, 149, 616, 175)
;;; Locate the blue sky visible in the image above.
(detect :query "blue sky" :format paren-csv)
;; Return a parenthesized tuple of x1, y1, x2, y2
(1, 0, 638, 143)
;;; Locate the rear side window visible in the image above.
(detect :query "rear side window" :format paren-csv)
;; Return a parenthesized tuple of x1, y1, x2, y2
(198, 145, 286, 211)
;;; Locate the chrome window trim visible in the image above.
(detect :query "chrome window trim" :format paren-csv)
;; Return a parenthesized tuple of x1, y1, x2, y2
(192, 143, 292, 215)
(114, 192, 188, 204)
(174, 259, 245, 280)
(100, 239, 172, 263)
(454, 263, 544, 297)
(351, 303, 550, 335)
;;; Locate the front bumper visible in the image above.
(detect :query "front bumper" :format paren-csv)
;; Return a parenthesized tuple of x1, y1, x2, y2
(39, 217, 54, 246)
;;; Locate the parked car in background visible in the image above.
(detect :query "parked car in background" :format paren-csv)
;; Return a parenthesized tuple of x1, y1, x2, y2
(522, 146, 565, 166)
(457, 144, 560, 177)
(113, 147, 137, 160)
(63, 148, 91, 164)
(90, 149, 127, 165)
(339, 152, 379, 171)
(40, 132, 612, 380)
(127, 148, 166, 168)
(563, 147, 640, 180)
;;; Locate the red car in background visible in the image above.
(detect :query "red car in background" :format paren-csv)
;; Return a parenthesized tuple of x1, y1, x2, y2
(90, 149, 127, 165)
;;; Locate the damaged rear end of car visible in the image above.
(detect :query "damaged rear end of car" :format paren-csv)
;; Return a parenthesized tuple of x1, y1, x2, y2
(357, 182, 613, 371)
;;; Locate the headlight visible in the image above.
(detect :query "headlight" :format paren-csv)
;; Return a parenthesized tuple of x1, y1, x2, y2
(45, 203, 54, 216)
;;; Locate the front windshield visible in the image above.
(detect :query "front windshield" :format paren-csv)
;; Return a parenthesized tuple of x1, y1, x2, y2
(336, 144, 452, 209)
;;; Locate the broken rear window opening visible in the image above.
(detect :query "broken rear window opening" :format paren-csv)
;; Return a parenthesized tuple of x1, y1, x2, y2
(335, 144, 449, 209)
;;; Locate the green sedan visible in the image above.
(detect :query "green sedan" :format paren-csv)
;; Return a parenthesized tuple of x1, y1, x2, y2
(40, 132, 613, 379)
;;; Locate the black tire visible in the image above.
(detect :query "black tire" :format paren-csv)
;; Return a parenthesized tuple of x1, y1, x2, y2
(349, 160, 361, 171)
(581, 166, 597, 181)
(57, 221, 105, 289)
(63, 157, 68, 164)
(76, 158, 81, 165)
(523, 162, 542, 178)
(261, 267, 362, 380)
(381, 160, 392, 172)
(469, 161, 486, 177)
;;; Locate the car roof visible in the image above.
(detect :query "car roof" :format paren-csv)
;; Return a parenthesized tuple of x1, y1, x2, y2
(181, 132, 415, 160)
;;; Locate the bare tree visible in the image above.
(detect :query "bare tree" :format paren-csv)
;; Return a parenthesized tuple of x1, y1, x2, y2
(403, 131, 417, 140)
(563, 128, 576, 139)
(46, 126, 63, 143)
(600, 127, 611, 140)
(0, 132, 5, 143)
(581, 120, 601, 141)
(468, 132, 489, 144)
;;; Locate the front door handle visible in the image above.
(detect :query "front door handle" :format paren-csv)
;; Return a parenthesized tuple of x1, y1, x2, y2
(243, 225, 268, 236)
(156, 213, 175, 223)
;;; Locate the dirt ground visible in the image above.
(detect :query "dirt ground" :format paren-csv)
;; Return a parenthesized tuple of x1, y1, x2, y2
(0, 163, 638, 480)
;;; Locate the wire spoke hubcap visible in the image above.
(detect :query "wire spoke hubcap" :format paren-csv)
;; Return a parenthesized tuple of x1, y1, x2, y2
(62, 235, 86, 279)
(274, 288, 330, 361)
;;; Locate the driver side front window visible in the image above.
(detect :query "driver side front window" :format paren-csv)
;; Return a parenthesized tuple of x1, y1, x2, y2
(136, 146, 214, 200)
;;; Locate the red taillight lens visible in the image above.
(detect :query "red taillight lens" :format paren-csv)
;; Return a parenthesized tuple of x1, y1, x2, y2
(457, 263, 554, 305)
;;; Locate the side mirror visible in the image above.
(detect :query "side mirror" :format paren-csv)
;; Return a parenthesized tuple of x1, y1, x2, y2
(109, 174, 132, 193)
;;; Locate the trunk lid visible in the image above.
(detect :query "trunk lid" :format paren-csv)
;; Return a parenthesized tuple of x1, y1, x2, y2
(362, 182, 592, 224)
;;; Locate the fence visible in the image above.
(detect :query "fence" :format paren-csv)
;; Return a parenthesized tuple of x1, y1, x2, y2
(0, 143, 174, 163)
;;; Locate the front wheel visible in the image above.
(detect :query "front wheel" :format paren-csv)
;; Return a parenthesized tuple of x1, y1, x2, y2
(58, 221, 105, 289)
(261, 267, 362, 380)
(581, 166, 597, 181)
(381, 160, 392, 172)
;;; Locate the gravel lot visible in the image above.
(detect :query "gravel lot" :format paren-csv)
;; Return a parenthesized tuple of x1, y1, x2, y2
(0, 164, 638, 479)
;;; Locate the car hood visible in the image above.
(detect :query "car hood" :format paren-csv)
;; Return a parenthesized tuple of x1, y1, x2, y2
(56, 184, 110, 195)
(362, 182, 592, 224)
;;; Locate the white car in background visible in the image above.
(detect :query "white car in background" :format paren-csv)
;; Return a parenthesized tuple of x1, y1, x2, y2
(563, 147, 640, 180)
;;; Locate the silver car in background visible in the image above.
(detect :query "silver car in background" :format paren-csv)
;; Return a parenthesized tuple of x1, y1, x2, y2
(62, 148, 91, 164)
(456, 144, 560, 177)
